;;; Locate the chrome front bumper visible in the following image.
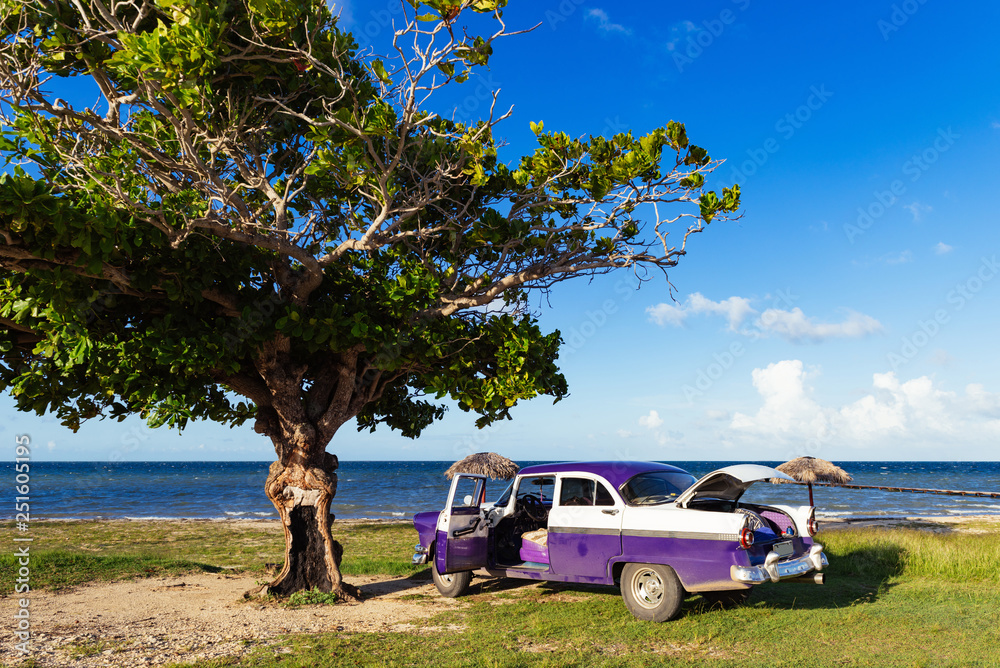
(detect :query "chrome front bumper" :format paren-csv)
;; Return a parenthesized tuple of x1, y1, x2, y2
(731, 543, 828, 584)
(412, 544, 428, 565)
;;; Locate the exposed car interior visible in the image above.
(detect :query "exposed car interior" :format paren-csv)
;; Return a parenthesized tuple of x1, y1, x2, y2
(493, 475, 553, 566)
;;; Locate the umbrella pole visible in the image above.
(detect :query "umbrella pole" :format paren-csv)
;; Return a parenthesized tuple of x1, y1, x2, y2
(808, 483, 814, 506)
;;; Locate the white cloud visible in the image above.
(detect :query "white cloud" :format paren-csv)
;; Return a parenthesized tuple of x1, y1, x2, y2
(903, 201, 932, 222)
(585, 8, 631, 35)
(648, 294, 881, 343)
(965, 384, 1000, 417)
(731, 361, 1000, 450)
(646, 302, 688, 327)
(647, 292, 754, 331)
(934, 241, 954, 255)
(755, 308, 883, 343)
(617, 429, 635, 438)
(688, 294, 756, 331)
(639, 410, 664, 429)
(731, 361, 828, 436)
(883, 250, 914, 265)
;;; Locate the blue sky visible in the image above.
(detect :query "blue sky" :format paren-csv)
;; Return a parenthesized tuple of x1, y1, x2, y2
(4, 0, 1000, 462)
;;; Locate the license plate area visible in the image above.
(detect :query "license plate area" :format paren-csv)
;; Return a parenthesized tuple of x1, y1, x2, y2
(773, 541, 794, 558)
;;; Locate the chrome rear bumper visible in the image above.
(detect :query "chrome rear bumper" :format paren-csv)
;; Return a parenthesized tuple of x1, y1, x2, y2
(731, 543, 828, 584)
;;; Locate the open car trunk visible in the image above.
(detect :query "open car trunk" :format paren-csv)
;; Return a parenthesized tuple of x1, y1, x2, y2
(675, 464, 793, 507)
(675, 464, 808, 554)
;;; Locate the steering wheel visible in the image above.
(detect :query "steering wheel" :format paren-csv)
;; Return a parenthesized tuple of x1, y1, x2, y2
(520, 494, 546, 522)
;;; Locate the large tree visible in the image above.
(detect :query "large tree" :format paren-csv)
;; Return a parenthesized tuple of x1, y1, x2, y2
(0, 0, 740, 597)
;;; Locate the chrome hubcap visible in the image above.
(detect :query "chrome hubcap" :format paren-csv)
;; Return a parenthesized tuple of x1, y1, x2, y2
(632, 569, 663, 608)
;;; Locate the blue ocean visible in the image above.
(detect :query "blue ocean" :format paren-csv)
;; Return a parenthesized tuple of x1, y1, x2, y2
(11, 461, 1000, 521)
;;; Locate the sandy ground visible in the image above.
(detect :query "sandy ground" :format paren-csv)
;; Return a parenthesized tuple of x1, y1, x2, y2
(2, 571, 464, 667)
(3, 515, 998, 667)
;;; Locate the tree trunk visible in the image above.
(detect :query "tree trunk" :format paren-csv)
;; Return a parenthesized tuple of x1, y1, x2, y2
(263, 450, 360, 600)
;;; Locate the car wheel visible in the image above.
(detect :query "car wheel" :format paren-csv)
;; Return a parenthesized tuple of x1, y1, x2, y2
(432, 567, 472, 598)
(701, 588, 752, 608)
(620, 563, 684, 622)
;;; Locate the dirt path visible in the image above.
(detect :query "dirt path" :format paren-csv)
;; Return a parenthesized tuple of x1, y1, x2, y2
(2, 572, 460, 667)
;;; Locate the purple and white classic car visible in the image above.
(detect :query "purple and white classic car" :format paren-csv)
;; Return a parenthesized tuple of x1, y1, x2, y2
(412, 461, 828, 621)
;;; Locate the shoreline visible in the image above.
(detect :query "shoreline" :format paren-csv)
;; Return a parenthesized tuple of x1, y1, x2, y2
(16, 513, 1000, 528)
(20, 516, 411, 529)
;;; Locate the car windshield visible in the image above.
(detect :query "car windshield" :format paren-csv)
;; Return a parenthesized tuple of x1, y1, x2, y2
(494, 481, 514, 507)
(621, 471, 697, 506)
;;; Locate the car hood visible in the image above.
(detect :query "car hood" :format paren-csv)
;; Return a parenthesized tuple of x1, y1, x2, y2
(675, 464, 793, 507)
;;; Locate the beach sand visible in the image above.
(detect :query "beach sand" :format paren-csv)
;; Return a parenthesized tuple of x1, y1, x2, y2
(4, 515, 998, 667)
(3, 571, 461, 667)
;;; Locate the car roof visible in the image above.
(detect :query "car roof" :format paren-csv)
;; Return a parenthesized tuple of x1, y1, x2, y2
(516, 461, 693, 491)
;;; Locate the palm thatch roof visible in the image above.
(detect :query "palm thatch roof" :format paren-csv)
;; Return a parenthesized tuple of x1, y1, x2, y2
(773, 457, 853, 484)
(444, 452, 520, 480)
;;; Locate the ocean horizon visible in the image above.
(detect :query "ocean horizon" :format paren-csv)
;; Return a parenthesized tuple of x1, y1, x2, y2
(12, 460, 1000, 522)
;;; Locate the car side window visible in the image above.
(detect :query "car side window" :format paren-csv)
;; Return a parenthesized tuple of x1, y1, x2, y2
(560, 477, 594, 506)
(451, 476, 484, 509)
(517, 476, 555, 505)
(594, 481, 615, 506)
(559, 477, 615, 506)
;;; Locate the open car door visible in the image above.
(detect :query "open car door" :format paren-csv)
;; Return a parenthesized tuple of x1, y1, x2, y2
(435, 474, 489, 574)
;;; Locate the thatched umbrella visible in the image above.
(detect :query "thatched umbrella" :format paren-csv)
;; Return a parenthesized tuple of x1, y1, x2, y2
(774, 456, 853, 506)
(444, 452, 520, 480)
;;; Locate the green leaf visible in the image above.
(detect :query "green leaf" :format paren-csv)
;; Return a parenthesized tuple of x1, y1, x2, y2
(372, 59, 390, 83)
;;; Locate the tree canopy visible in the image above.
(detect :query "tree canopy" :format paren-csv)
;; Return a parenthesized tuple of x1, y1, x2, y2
(0, 0, 740, 595)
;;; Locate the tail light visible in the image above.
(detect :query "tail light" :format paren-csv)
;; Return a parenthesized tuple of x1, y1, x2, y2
(807, 516, 819, 536)
(739, 526, 755, 549)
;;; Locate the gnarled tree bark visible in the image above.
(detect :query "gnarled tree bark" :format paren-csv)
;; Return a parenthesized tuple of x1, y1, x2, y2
(245, 341, 393, 600)
(264, 450, 358, 598)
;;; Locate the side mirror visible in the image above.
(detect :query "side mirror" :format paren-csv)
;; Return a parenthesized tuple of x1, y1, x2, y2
(463, 494, 474, 506)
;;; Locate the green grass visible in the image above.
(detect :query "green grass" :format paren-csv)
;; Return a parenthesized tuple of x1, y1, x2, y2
(7, 519, 1000, 667)
(0, 519, 420, 591)
(174, 522, 1000, 668)
(0, 551, 222, 590)
(823, 526, 1000, 582)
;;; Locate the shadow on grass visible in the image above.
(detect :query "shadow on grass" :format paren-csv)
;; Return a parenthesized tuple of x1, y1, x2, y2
(689, 541, 907, 616)
(824, 518, 965, 534)
(0, 550, 226, 591)
(450, 542, 906, 618)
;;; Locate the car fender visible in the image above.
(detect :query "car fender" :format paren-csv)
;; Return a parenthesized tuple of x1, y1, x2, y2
(617, 506, 749, 591)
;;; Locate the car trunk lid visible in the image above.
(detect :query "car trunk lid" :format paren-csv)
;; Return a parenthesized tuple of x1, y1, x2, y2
(675, 464, 793, 508)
